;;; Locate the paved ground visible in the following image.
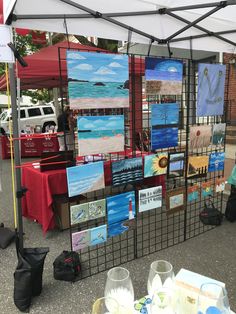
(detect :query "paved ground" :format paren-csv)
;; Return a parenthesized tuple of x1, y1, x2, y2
(0, 158, 236, 314)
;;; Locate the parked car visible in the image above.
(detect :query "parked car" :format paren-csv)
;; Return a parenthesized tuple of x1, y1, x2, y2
(0, 105, 57, 135)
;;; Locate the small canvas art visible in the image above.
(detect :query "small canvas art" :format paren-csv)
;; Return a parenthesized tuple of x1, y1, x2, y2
(88, 199, 106, 220)
(66, 162, 105, 197)
(166, 187, 186, 215)
(112, 157, 143, 186)
(168, 152, 185, 178)
(90, 225, 107, 246)
(107, 191, 136, 237)
(67, 51, 129, 109)
(139, 186, 162, 212)
(144, 153, 168, 178)
(145, 58, 183, 95)
(70, 203, 89, 225)
(189, 125, 212, 150)
(187, 155, 209, 178)
(152, 128, 178, 150)
(187, 185, 199, 202)
(201, 181, 213, 198)
(72, 229, 90, 251)
(197, 63, 226, 116)
(77, 115, 124, 156)
(208, 152, 225, 172)
(215, 177, 226, 193)
(212, 123, 226, 148)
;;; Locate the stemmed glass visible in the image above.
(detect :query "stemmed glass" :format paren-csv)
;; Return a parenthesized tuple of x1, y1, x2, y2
(104, 267, 134, 313)
(92, 297, 120, 314)
(197, 283, 231, 314)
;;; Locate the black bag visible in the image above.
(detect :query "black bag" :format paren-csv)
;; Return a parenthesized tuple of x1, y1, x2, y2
(199, 201, 223, 226)
(225, 193, 236, 222)
(53, 251, 81, 282)
(0, 224, 15, 249)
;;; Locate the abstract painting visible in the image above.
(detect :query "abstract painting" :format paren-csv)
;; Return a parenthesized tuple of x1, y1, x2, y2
(66, 162, 105, 197)
(189, 125, 212, 150)
(208, 152, 225, 172)
(168, 152, 185, 178)
(144, 153, 168, 178)
(77, 115, 124, 156)
(212, 123, 226, 148)
(90, 225, 107, 246)
(138, 186, 162, 213)
(88, 199, 106, 220)
(201, 181, 213, 198)
(145, 58, 183, 95)
(107, 191, 136, 237)
(187, 155, 209, 178)
(197, 63, 226, 117)
(112, 157, 143, 186)
(67, 51, 129, 109)
(70, 203, 89, 225)
(72, 229, 90, 251)
(187, 185, 199, 202)
(215, 177, 226, 193)
(166, 187, 186, 215)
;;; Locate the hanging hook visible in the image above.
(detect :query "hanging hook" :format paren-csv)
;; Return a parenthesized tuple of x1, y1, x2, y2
(147, 38, 154, 56)
(127, 28, 133, 55)
(167, 41, 173, 58)
(63, 15, 71, 49)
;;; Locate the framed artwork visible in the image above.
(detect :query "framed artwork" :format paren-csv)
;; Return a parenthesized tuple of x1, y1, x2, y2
(212, 123, 226, 148)
(197, 63, 226, 117)
(166, 187, 186, 215)
(187, 155, 209, 178)
(70, 203, 89, 225)
(88, 199, 106, 220)
(66, 161, 105, 197)
(112, 157, 143, 186)
(168, 152, 185, 178)
(67, 51, 129, 109)
(138, 186, 162, 213)
(144, 153, 168, 178)
(77, 115, 124, 156)
(189, 125, 212, 150)
(145, 58, 183, 95)
(107, 191, 136, 237)
(187, 185, 199, 202)
(215, 177, 226, 193)
(90, 225, 107, 246)
(208, 152, 225, 172)
(201, 181, 213, 198)
(72, 229, 90, 251)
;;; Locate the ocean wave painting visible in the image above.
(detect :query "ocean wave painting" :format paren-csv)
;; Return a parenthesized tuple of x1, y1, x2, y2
(112, 157, 143, 186)
(151, 127, 178, 150)
(208, 152, 225, 172)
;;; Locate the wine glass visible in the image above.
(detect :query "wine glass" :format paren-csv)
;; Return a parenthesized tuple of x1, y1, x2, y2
(104, 267, 134, 313)
(197, 283, 230, 314)
(92, 297, 120, 314)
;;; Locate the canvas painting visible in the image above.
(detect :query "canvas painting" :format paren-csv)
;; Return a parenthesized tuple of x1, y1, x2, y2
(212, 123, 226, 148)
(67, 51, 129, 109)
(77, 115, 124, 156)
(197, 63, 226, 117)
(144, 153, 168, 178)
(112, 157, 143, 186)
(145, 58, 183, 95)
(139, 186, 162, 213)
(166, 187, 186, 215)
(187, 185, 199, 202)
(215, 177, 226, 193)
(208, 152, 225, 172)
(201, 181, 213, 198)
(107, 191, 136, 237)
(66, 162, 105, 197)
(151, 128, 178, 150)
(88, 199, 106, 220)
(168, 152, 185, 178)
(189, 125, 212, 150)
(72, 229, 90, 251)
(90, 225, 107, 246)
(187, 155, 209, 178)
(70, 203, 89, 225)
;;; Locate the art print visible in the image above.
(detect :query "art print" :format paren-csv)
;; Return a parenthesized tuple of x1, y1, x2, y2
(208, 152, 225, 172)
(77, 115, 124, 156)
(107, 191, 135, 237)
(72, 229, 90, 251)
(187, 185, 199, 202)
(168, 152, 185, 178)
(212, 123, 226, 148)
(145, 58, 183, 95)
(90, 225, 107, 246)
(70, 203, 89, 225)
(197, 63, 226, 116)
(66, 161, 105, 197)
(166, 187, 186, 215)
(67, 51, 129, 109)
(187, 155, 209, 178)
(189, 125, 212, 150)
(144, 153, 168, 178)
(112, 157, 143, 186)
(201, 181, 213, 198)
(215, 177, 226, 193)
(139, 186, 162, 212)
(88, 199, 106, 220)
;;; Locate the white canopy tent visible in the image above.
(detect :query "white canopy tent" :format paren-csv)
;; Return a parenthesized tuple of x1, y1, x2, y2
(3, 0, 236, 53)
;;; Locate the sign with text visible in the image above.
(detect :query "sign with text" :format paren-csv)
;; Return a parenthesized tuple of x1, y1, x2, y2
(0, 24, 14, 63)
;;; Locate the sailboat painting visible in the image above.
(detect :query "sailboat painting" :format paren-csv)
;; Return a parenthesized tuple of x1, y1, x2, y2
(72, 229, 90, 251)
(112, 157, 143, 186)
(90, 225, 107, 246)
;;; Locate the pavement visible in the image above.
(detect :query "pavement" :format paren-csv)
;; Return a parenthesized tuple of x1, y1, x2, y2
(0, 158, 236, 314)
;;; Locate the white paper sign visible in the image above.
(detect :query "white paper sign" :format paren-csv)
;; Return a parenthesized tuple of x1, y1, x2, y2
(139, 186, 162, 212)
(0, 24, 15, 63)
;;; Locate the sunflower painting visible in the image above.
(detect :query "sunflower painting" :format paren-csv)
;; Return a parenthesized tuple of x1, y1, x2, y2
(144, 153, 168, 178)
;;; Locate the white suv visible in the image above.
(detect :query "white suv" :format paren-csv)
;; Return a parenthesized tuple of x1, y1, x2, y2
(0, 105, 57, 135)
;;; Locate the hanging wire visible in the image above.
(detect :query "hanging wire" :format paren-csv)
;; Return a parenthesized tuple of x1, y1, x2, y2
(64, 15, 71, 49)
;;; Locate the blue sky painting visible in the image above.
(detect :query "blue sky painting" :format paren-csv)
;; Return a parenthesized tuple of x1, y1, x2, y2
(208, 152, 225, 172)
(146, 58, 183, 81)
(197, 63, 226, 117)
(151, 103, 179, 125)
(66, 162, 105, 197)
